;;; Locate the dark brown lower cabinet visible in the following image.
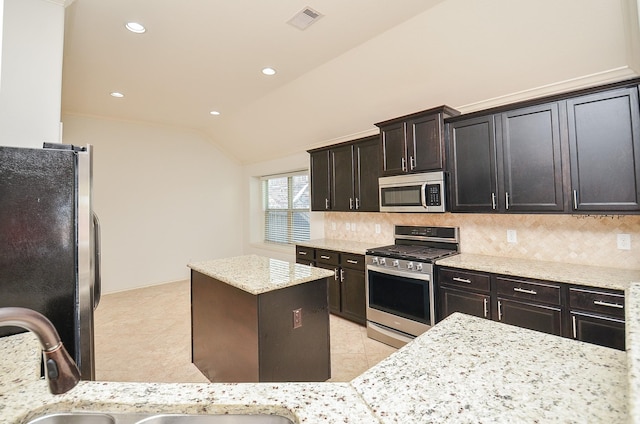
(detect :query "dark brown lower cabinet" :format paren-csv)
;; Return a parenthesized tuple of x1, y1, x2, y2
(440, 286, 490, 320)
(340, 267, 366, 325)
(571, 312, 625, 351)
(315, 262, 340, 313)
(497, 298, 562, 336)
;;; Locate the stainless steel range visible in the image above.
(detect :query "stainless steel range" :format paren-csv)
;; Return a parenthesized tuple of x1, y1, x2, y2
(365, 225, 459, 348)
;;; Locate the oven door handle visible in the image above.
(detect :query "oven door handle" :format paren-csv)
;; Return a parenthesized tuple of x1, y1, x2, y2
(367, 264, 431, 282)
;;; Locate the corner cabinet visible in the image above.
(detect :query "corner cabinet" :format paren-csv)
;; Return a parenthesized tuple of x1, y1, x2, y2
(376, 106, 459, 176)
(437, 266, 625, 350)
(309, 135, 381, 212)
(446, 79, 640, 215)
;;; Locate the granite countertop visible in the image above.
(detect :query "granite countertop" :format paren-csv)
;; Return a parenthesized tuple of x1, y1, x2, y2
(295, 239, 379, 255)
(628, 282, 640, 422)
(188, 255, 334, 295)
(437, 253, 640, 291)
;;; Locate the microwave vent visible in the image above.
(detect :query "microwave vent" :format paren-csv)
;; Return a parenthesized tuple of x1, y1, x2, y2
(287, 7, 323, 30)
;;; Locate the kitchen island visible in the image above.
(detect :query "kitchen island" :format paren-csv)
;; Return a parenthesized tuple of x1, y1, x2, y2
(188, 255, 334, 383)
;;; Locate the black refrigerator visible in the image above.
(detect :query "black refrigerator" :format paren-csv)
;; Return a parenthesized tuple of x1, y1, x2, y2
(0, 143, 100, 380)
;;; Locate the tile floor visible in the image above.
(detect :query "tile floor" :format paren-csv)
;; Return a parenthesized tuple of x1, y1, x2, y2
(94, 280, 396, 383)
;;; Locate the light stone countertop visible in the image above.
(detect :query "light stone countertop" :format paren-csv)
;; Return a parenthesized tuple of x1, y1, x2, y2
(188, 255, 334, 295)
(628, 282, 640, 423)
(295, 239, 379, 255)
(437, 253, 640, 291)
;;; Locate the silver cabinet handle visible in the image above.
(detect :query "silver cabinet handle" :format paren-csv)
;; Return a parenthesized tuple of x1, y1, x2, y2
(349, 198, 354, 209)
(355, 198, 360, 210)
(483, 298, 488, 318)
(572, 315, 577, 339)
(320, 255, 331, 260)
(325, 198, 330, 210)
(298, 251, 307, 256)
(401, 157, 407, 172)
(410, 156, 416, 170)
(505, 192, 510, 210)
(340, 269, 345, 282)
(514, 287, 537, 295)
(453, 277, 472, 284)
(334, 269, 339, 281)
(498, 300, 503, 321)
(593, 300, 624, 309)
(346, 259, 358, 264)
(573, 189, 578, 210)
(491, 192, 497, 210)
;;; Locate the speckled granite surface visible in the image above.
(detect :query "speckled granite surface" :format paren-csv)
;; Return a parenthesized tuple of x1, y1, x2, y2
(0, 332, 40, 395)
(437, 253, 640, 291)
(188, 255, 334, 295)
(295, 239, 377, 255)
(628, 283, 640, 423)
(353, 313, 628, 423)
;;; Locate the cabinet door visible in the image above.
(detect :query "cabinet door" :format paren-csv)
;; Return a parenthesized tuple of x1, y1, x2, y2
(310, 150, 331, 211)
(439, 285, 490, 321)
(448, 115, 499, 212)
(571, 311, 625, 350)
(330, 144, 355, 211)
(380, 122, 407, 175)
(340, 268, 366, 325)
(497, 298, 562, 336)
(316, 262, 340, 314)
(567, 87, 640, 212)
(353, 136, 381, 211)
(499, 103, 565, 212)
(407, 113, 444, 172)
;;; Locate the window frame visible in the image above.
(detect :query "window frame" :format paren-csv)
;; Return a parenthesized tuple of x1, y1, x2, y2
(262, 170, 310, 245)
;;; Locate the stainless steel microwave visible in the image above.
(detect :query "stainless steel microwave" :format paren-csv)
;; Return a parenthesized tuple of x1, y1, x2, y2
(378, 171, 446, 213)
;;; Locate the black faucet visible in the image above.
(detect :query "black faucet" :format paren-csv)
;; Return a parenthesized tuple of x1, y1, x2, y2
(0, 307, 81, 394)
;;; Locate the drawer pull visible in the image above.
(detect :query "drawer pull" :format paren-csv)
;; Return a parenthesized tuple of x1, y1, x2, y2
(593, 300, 624, 309)
(513, 287, 537, 295)
(498, 300, 503, 321)
(298, 251, 307, 256)
(453, 277, 472, 284)
(320, 255, 331, 260)
(572, 315, 577, 338)
(483, 298, 488, 318)
(346, 259, 358, 264)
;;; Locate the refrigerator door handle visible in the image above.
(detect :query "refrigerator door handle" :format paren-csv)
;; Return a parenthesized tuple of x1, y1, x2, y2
(93, 212, 101, 309)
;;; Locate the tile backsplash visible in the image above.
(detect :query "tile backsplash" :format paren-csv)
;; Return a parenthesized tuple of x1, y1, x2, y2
(323, 212, 640, 270)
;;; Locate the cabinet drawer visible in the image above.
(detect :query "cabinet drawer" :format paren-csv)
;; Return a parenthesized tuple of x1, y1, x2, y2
(438, 268, 491, 292)
(316, 249, 340, 266)
(295, 246, 315, 261)
(341, 253, 365, 271)
(569, 287, 625, 318)
(496, 276, 561, 305)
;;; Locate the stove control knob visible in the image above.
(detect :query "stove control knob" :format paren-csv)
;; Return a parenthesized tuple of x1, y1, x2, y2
(407, 262, 414, 270)
(379, 258, 386, 266)
(372, 257, 379, 265)
(392, 260, 400, 268)
(415, 263, 423, 272)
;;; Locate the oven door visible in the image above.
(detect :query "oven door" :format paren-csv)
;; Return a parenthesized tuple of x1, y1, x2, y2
(365, 262, 435, 346)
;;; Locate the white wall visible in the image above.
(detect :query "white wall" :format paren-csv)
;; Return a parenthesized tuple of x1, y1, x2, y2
(0, 0, 64, 147)
(242, 151, 324, 262)
(62, 114, 244, 293)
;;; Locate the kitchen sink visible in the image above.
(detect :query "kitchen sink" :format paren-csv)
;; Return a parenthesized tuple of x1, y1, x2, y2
(26, 413, 294, 424)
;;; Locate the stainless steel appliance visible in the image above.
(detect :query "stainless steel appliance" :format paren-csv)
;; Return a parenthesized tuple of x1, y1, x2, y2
(366, 225, 459, 348)
(0, 143, 100, 380)
(378, 171, 447, 213)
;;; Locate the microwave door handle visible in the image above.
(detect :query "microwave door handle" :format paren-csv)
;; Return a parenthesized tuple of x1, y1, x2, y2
(421, 183, 429, 209)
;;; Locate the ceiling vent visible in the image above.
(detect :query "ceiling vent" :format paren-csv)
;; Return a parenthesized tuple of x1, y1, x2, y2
(287, 7, 323, 30)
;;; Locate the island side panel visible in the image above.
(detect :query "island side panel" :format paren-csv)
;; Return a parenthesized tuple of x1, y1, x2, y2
(258, 277, 331, 382)
(191, 270, 259, 382)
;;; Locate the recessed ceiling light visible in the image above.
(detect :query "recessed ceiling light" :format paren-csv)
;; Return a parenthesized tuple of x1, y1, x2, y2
(209, 110, 220, 116)
(125, 22, 146, 34)
(110, 92, 124, 98)
(262, 67, 277, 76)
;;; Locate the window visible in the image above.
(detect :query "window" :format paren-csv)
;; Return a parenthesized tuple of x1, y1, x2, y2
(263, 172, 310, 244)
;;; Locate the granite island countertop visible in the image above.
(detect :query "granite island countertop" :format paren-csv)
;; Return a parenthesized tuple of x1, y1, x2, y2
(188, 255, 334, 295)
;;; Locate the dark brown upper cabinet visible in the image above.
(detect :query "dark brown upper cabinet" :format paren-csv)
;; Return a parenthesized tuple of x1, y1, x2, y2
(566, 86, 640, 213)
(376, 106, 459, 176)
(309, 135, 381, 212)
(447, 78, 640, 214)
